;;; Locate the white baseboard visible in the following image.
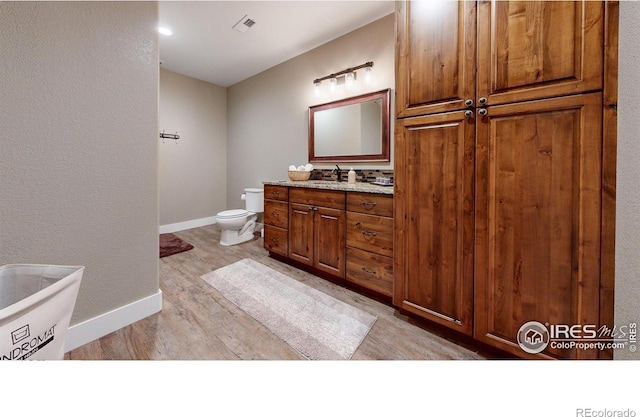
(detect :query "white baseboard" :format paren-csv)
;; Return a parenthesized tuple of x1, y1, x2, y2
(159, 216, 217, 234)
(64, 290, 163, 352)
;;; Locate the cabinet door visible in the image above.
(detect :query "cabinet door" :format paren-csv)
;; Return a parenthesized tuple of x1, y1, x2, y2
(396, 0, 476, 118)
(288, 203, 314, 266)
(477, 1, 603, 106)
(314, 207, 346, 279)
(474, 93, 602, 359)
(394, 110, 475, 335)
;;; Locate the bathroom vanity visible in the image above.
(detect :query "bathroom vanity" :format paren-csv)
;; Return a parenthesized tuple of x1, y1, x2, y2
(263, 180, 393, 301)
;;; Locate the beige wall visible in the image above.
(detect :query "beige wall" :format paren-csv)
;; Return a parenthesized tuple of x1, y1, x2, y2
(226, 14, 395, 209)
(0, 2, 159, 325)
(159, 69, 227, 226)
(615, 1, 640, 360)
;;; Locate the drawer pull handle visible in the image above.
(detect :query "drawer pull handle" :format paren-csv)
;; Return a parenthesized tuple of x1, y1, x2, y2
(272, 191, 280, 195)
(361, 201, 377, 208)
(361, 267, 377, 275)
(271, 238, 279, 243)
(271, 211, 279, 216)
(361, 230, 377, 237)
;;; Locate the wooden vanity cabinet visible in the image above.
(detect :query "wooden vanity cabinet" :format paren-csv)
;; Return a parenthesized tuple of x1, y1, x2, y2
(264, 185, 394, 300)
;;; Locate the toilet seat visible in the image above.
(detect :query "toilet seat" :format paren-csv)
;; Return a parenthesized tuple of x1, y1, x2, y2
(217, 209, 249, 219)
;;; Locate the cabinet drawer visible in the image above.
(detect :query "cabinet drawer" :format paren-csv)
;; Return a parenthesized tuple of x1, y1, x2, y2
(264, 226, 288, 256)
(346, 212, 393, 257)
(264, 200, 288, 229)
(346, 247, 393, 297)
(290, 188, 345, 210)
(264, 185, 289, 202)
(347, 192, 393, 217)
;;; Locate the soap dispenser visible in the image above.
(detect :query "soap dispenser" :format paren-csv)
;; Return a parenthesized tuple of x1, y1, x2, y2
(348, 168, 356, 185)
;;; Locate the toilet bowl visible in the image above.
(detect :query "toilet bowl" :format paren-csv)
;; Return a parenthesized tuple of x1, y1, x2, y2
(216, 188, 264, 246)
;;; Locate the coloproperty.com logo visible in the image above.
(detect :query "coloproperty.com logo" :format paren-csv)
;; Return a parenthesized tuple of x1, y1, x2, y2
(517, 320, 637, 354)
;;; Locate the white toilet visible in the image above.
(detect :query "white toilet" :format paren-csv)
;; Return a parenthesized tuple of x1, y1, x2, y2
(216, 188, 264, 246)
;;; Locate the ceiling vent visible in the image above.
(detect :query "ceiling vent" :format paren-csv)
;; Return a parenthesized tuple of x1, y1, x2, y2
(232, 15, 256, 33)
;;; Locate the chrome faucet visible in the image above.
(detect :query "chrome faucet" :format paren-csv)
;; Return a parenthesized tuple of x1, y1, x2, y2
(333, 165, 342, 182)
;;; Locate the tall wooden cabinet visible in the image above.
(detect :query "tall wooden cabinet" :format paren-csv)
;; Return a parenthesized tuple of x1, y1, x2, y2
(394, 0, 617, 359)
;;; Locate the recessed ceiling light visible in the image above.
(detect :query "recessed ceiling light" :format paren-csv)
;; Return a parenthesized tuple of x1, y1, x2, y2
(158, 26, 173, 36)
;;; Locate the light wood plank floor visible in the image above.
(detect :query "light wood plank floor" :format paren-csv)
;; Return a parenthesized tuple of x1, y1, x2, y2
(65, 225, 489, 360)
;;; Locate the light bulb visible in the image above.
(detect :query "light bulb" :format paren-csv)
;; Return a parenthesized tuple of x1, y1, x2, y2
(314, 80, 321, 96)
(345, 72, 355, 89)
(158, 26, 173, 36)
(330, 77, 337, 90)
(365, 66, 372, 82)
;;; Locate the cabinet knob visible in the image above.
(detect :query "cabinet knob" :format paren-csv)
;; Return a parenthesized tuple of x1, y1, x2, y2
(478, 108, 488, 116)
(478, 97, 487, 105)
(464, 110, 473, 118)
(464, 99, 473, 107)
(271, 238, 279, 243)
(272, 191, 280, 195)
(308, 206, 314, 211)
(271, 211, 278, 216)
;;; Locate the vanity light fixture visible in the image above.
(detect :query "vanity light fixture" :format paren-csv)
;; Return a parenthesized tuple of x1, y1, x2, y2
(313, 61, 373, 90)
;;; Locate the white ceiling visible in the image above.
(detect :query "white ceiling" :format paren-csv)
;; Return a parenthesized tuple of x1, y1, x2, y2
(158, 1, 395, 87)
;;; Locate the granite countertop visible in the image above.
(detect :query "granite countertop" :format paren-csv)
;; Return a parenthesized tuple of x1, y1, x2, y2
(263, 180, 394, 195)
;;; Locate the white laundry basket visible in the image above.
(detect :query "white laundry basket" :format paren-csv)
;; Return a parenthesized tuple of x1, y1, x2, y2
(0, 264, 84, 360)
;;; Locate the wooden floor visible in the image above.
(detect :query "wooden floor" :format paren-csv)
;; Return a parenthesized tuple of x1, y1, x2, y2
(65, 225, 489, 360)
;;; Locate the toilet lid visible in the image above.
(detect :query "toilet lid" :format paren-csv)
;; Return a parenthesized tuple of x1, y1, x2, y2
(217, 209, 249, 219)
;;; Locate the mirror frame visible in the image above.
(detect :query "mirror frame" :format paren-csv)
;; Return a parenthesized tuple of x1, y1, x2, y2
(308, 88, 391, 163)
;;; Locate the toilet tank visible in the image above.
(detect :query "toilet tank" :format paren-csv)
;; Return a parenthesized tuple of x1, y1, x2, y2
(244, 188, 264, 213)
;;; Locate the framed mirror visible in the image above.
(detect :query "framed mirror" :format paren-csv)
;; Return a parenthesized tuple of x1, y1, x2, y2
(308, 88, 390, 163)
